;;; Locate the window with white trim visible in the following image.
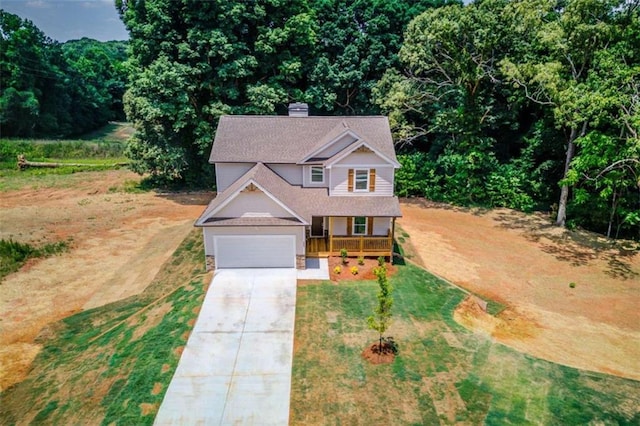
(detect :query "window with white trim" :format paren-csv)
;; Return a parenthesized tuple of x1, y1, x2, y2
(353, 216, 367, 235)
(354, 169, 369, 191)
(310, 166, 324, 183)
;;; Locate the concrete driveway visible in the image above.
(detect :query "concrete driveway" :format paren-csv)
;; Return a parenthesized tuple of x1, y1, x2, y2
(155, 268, 297, 425)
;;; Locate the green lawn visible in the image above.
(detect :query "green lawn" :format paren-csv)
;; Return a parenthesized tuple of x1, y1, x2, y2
(2, 231, 638, 424)
(290, 264, 640, 425)
(0, 123, 131, 191)
(0, 230, 209, 425)
(0, 238, 69, 281)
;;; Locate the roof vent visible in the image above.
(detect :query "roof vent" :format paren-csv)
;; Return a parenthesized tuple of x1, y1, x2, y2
(288, 102, 309, 117)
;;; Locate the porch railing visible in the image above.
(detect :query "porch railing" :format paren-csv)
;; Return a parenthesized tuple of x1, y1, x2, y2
(307, 233, 393, 257)
(330, 236, 391, 253)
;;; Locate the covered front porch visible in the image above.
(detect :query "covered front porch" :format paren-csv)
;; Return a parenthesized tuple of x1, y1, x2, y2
(306, 216, 395, 258)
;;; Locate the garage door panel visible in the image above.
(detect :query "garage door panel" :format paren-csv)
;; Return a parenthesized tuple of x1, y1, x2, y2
(215, 235, 295, 268)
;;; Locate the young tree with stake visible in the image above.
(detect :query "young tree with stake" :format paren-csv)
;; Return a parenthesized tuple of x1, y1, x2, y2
(367, 258, 394, 353)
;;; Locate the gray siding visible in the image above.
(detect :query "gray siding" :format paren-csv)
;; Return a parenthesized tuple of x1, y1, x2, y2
(334, 151, 390, 166)
(215, 163, 254, 192)
(330, 165, 394, 196)
(269, 164, 303, 185)
(373, 217, 392, 235)
(314, 133, 357, 158)
(329, 217, 391, 236)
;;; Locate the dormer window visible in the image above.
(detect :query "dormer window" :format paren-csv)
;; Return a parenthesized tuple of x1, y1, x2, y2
(311, 166, 324, 183)
(354, 169, 369, 191)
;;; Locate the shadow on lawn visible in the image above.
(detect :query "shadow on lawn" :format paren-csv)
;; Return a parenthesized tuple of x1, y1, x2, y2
(155, 190, 214, 206)
(400, 197, 491, 217)
(401, 197, 639, 280)
(491, 209, 639, 280)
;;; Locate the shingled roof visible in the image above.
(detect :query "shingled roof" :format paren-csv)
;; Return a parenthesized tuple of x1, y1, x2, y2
(195, 163, 401, 227)
(209, 115, 397, 164)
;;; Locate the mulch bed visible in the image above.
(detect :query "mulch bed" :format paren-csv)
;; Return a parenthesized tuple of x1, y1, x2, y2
(328, 256, 397, 282)
(361, 341, 396, 364)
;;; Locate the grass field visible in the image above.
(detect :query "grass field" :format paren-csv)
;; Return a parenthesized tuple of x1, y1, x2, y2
(0, 230, 210, 425)
(0, 122, 131, 191)
(1, 229, 638, 424)
(290, 264, 640, 424)
(1, 123, 637, 424)
(0, 238, 69, 281)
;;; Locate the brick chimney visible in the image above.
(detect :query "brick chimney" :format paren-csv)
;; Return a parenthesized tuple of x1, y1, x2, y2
(288, 102, 309, 117)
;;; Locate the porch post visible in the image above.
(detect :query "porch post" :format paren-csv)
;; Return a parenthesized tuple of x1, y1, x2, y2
(390, 217, 396, 259)
(329, 216, 334, 254)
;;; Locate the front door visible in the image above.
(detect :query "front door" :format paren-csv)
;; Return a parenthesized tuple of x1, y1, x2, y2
(311, 216, 324, 237)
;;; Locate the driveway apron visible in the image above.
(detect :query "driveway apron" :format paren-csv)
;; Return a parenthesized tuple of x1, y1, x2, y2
(155, 268, 297, 425)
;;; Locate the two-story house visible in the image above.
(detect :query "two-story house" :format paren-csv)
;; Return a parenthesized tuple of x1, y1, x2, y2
(195, 103, 402, 270)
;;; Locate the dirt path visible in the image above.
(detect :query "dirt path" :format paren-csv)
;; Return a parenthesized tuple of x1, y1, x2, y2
(398, 199, 640, 381)
(0, 170, 211, 390)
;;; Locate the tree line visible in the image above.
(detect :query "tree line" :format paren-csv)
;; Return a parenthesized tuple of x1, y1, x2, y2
(1, 1, 637, 239)
(0, 11, 127, 138)
(118, 0, 638, 239)
(115, 0, 447, 185)
(375, 0, 640, 239)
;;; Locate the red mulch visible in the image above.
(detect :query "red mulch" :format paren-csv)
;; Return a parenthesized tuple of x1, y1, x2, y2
(328, 257, 397, 282)
(361, 342, 396, 364)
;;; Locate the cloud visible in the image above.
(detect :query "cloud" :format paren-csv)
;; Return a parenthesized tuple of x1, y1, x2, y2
(25, 1, 52, 8)
(82, 0, 114, 6)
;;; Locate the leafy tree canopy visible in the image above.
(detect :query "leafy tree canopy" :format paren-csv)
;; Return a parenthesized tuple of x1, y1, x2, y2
(0, 10, 128, 138)
(117, 0, 449, 185)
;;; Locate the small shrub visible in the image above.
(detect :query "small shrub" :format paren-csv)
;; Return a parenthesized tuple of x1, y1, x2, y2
(569, 282, 576, 288)
(334, 265, 342, 274)
(357, 256, 365, 265)
(351, 266, 358, 275)
(340, 248, 348, 264)
(377, 256, 385, 267)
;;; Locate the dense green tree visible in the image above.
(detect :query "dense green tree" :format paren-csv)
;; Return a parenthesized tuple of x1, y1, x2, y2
(565, 46, 640, 238)
(0, 11, 128, 137)
(307, 0, 457, 114)
(502, 0, 622, 226)
(117, 0, 318, 185)
(376, 0, 638, 238)
(112, 0, 638, 238)
(373, 0, 534, 207)
(63, 39, 128, 122)
(117, 0, 452, 184)
(1, 10, 51, 137)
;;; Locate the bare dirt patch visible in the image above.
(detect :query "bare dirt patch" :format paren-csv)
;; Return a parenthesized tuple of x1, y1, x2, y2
(0, 343, 42, 392)
(151, 382, 163, 396)
(139, 403, 158, 416)
(0, 170, 211, 390)
(398, 199, 640, 380)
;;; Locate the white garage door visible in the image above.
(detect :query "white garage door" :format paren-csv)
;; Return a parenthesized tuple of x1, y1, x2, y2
(214, 235, 296, 268)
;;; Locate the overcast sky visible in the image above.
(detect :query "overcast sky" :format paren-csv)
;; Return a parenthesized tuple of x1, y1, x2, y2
(2, 0, 129, 42)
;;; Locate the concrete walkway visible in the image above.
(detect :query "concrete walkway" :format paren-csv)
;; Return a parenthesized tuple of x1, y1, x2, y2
(155, 268, 297, 425)
(297, 257, 330, 280)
